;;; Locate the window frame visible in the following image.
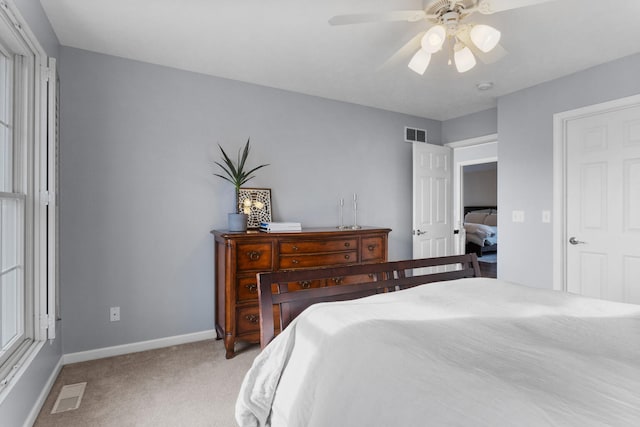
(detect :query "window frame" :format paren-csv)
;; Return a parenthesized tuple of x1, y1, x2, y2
(0, 0, 57, 400)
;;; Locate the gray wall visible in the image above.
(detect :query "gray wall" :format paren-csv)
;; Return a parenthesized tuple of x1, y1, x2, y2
(0, 1, 61, 425)
(58, 47, 441, 354)
(442, 108, 497, 143)
(464, 169, 497, 206)
(498, 53, 640, 288)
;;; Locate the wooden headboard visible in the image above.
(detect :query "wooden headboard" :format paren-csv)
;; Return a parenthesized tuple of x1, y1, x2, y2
(464, 206, 497, 216)
(257, 254, 481, 348)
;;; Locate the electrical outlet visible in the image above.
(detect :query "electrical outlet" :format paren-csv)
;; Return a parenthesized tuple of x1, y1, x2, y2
(110, 306, 120, 322)
(542, 210, 551, 223)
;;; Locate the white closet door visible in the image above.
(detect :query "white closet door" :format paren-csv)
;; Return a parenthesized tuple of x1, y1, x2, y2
(566, 104, 640, 303)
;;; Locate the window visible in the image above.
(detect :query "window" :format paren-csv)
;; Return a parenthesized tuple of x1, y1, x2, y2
(0, 39, 30, 375)
(0, 1, 56, 396)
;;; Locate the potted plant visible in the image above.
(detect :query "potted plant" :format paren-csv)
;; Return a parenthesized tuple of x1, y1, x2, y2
(214, 138, 269, 231)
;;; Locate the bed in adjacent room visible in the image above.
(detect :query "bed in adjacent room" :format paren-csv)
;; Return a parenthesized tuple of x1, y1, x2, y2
(463, 206, 498, 257)
(236, 255, 640, 427)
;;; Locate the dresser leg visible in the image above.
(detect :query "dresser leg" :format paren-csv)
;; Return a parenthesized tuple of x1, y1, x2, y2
(215, 324, 224, 340)
(224, 335, 235, 359)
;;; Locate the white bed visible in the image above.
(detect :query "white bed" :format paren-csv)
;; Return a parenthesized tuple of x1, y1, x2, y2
(236, 278, 640, 427)
(464, 208, 498, 256)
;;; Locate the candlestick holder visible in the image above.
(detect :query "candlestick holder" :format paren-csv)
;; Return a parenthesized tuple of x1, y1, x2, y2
(337, 198, 347, 229)
(351, 198, 361, 229)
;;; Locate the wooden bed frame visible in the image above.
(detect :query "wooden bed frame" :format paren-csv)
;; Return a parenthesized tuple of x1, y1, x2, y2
(257, 254, 481, 348)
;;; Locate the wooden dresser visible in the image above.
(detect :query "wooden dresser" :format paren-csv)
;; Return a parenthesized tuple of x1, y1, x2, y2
(212, 227, 391, 358)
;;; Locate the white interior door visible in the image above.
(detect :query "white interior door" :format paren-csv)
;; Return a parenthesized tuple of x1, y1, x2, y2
(566, 103, 640, 303)
(412, 142, 453, 260)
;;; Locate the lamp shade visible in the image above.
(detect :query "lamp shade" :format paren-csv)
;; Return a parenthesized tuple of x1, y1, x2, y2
(454, 43, 476, 73)
(421, 25, 446, 53)
(470, 24, 501, 53)
(408, 49, 431, 75)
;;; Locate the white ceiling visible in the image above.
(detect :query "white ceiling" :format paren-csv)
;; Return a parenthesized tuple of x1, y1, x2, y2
(40, 0, 640, 121)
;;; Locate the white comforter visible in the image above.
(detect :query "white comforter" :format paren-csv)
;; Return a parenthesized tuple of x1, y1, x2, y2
(464, 223, 497, 247)
(236, 278, 640, 427)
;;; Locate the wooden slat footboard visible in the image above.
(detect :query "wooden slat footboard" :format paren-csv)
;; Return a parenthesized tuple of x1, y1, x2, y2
(257, 254, 481, 348)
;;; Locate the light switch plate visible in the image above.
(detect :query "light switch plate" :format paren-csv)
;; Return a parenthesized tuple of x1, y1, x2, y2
(512, 210, 525, 223)
(542, 210, 551, 223)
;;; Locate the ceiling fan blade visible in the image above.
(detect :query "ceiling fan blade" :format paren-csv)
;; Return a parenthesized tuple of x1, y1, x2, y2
(328, 10, 427, 26)
(377, 31, 425, 71)
(477, 0, 558, 14)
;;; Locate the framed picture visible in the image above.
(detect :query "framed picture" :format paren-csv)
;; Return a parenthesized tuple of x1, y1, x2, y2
(238, 188, 272, 228)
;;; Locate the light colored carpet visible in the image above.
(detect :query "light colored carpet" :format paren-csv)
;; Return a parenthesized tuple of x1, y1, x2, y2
(34, 339, 260, 427)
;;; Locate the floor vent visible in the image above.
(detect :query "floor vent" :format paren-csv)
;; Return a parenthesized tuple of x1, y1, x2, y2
(51, 382, 87, 414)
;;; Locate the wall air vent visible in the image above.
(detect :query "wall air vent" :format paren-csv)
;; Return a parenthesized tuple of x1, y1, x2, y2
(405, 127, 427, 143)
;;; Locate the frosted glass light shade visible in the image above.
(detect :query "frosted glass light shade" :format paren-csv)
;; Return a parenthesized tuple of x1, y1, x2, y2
(454, 43, 476, 73)
(408, 49, 431, 75)
(421, 25, 446, 53)
(470, 24, 501, 53)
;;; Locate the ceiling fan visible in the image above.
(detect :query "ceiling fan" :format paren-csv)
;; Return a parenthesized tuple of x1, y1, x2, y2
(329, 0, 558, 75)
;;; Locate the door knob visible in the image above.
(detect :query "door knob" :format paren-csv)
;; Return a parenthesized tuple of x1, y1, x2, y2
(569, 237, 586, 245)
(413, 230, 427, 236)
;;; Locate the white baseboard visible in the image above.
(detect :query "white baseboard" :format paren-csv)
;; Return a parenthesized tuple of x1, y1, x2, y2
(63, 329, 217, 365)
(23, 354, 64, 427)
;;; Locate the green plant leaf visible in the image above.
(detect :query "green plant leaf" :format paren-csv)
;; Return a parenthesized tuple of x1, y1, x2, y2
(214, 138, 269, 189)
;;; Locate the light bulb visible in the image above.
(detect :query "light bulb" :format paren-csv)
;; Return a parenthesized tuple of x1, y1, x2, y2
(421, 25, 446, 53)
(470, 24, 501, 53)
(243, 198, 252, 207)
(254, 201, 264, 209)
(408, 49, 431, 75)
(454, 43, 476, 73)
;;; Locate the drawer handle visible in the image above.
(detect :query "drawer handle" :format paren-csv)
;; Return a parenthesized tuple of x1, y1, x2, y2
(244, 314, 259, 324)
(299, 280, 312, 289)
(332, 277, 344, 284)
(367, 244, 377, 252)
(344, 254, 350, 260)
(292, 259, 299, 264)
(245, 283, 258, 293)
(292, 245, 299, 251)
(344, 242, 350, 247)
(246, 250, 261, 261)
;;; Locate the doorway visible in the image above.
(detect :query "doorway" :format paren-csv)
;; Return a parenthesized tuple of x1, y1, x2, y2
(447, 135, 498, 277)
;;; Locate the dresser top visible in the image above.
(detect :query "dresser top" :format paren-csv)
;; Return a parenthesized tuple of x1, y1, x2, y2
(211, 226, 391, 240)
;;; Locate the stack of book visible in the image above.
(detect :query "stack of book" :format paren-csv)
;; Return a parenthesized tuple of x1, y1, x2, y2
(259, 222, 302, 232)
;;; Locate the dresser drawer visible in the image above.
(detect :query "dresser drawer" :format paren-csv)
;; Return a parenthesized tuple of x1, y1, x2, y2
(361, 236, 385, 262)
(327, 273, 377, 286)
(236, 242, 273, 271)
(279, 251, 358, 269)
(276, 278, 326, 291)
(280, 238, 357, 254)
(237, 276, 324, 302)
(236, 305, 280, 335)
(236, 276, 260, 302)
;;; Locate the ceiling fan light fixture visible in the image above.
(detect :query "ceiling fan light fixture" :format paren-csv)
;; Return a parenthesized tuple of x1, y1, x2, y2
(408, 49, 431, 75)
(421, 25, 446, 53)
(454, 42, 476, 73)
(469, 24, 501, 53)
